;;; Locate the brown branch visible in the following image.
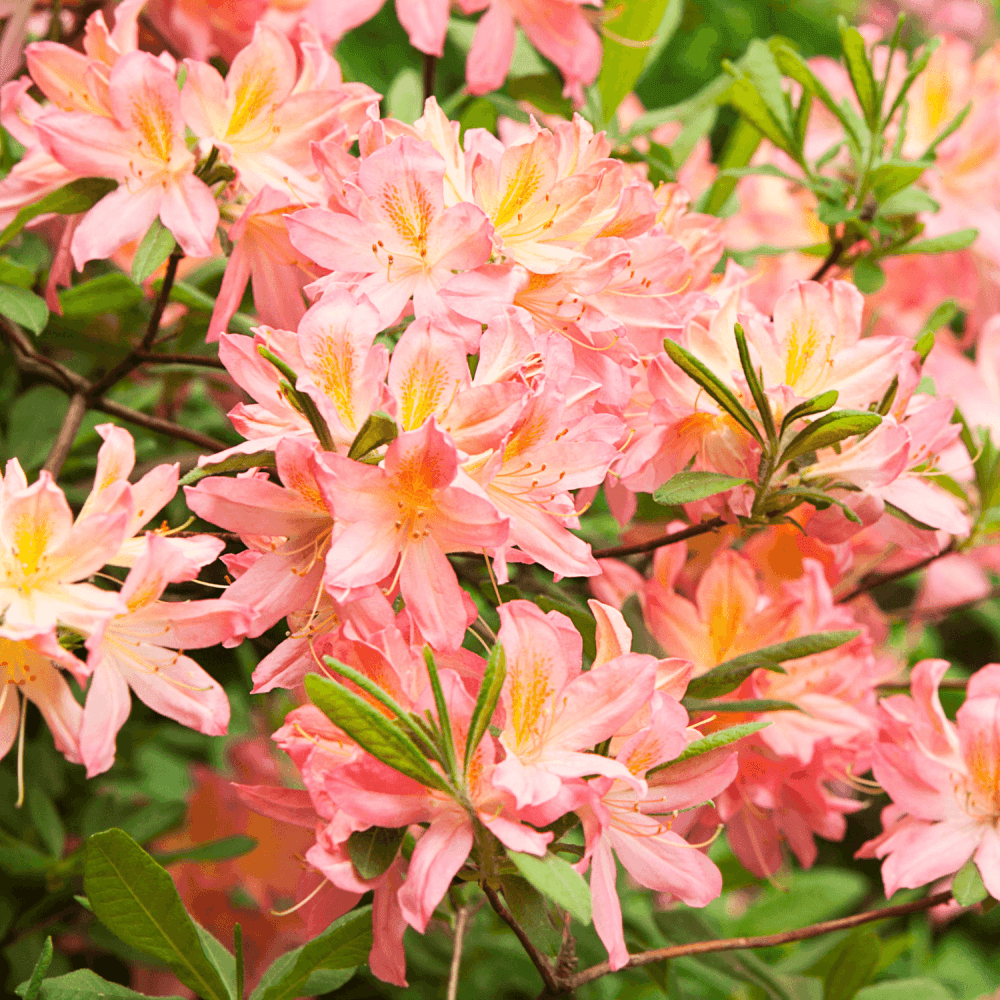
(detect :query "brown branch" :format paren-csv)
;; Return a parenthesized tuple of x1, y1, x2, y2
(810, 238, 844, 282)
(878, 677, 968, 692)
(42, 392, 86, 478)
(88, 251, 183, 397)
(592, 518, 727, 559)
(423, 53, 437, 103)
(837, 540, 956, 603)
(446, 903, 473, 1000)
(134, 350, 227, 369)
(482, 882, 561, 995)
(566, 891, 953, 992)
(2, 316, 227, 454)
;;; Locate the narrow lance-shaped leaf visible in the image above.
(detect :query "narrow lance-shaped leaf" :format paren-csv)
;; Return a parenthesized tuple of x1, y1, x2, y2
(765, 488, 862, 524)
(780, 410, 882, 466)
(258, 344, 335, 451)
(734, 322, 776, 442)
(888, 37, 942, 122)
(838, 17, 878, 127)
(0, 176, 118, 247)
(347, 410, 398, 461)
(21, 937, 53, 1000)
(717, 630, 861, 673)
(304, 674, 452, 793)
(923, 101, 972, 159)
(465, 642, 506, 777)
(347, 826, 407, 881)
(682, 697, 804, 714)
(0, 285, 48, 335)
(685, 658, 786, 700)
(883, 501, 938, 532)
(507, 850, 592, 925)
(248, 906, 371, 1000)
(662, 338, 763, 442)
(653, 471, 751, 506)
(780, 390, 839, 434)
(895, 228, 978, 255)
(15, 969, 187, 1000)
(153, 836, 258, 867)
(723, 72, 795, 156)
(915, 299, 958, 361)
(83, 830, 232, 1000)
(647, 722, 771, 775)
(179, 451, 277, 487)
(321, 656, 446, 766)
(423, 648, 457, 782)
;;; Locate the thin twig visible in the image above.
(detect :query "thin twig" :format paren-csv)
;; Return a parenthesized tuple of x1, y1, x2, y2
(566, 891, 953, 991)
(482, 882, 560, 995)
(592, 518, 727, 559)
(134, 350, 227, 369)
(878, 677, 968, 692)
(837, 541, 956, 602)
(42, 392, 86, 477)
(2, 316, 227, 453)
(446, 904, 472, 1000)
(810, 239, 844, 282)
(88, 251, 183, 397)
(423, 53, 437, 102)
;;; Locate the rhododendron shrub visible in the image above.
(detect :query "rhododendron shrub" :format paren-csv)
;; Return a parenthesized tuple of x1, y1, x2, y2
(0, 2, 999, 999)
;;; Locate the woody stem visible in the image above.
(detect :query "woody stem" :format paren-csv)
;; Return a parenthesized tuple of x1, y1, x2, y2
(482, 882, 562, 995)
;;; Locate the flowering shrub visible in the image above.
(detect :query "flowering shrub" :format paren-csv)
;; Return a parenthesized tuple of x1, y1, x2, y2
(0, 2, 999, 999)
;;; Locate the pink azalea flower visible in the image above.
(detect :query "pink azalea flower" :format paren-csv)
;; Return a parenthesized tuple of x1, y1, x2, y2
(0, 459, 129, 662)
(462, 0, 603, 104)
(490, 600, 657, 808)
(34, 50, 219, 266)
(537, 696, 737, 970)
(181, 23, 378, 201)
(288, 136, 495, 335)
(79, 534, 243, 777)
(0, 635, 83, 768)
(315, 419, 508, 650)
(857, 659, 1000, 899)
(185, 437, 335, 638)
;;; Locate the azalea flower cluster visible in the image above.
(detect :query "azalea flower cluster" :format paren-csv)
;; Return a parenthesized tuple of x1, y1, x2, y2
(2, 1, 999, 990)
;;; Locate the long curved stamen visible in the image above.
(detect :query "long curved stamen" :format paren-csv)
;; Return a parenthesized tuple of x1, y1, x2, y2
(271, 878, 328, 916)
(15, 691, 27, 809)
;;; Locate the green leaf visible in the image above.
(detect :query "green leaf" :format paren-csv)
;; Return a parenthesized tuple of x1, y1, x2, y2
(195, 924, 237, 1000)
(724, 74, 794, 155)
(878, 185, 938, 217)
(507, 75, 572, 118)
(895, 228, 978, 255)
(780, 410, 882, 466)
(852, 257, 886, 294)
(179, 450, 277, 487)
(497, 875, 562, 955)
(700, 115, 763, 216)
(766, 487, 862, 524)
(0, 177, 118, 247)
(726, 630, 861, 668)
(346, 826, 407, 881)
(952, 858, 990, 906)
(153, 835, 258, 866)
(465, 641, 506, 776)
(507, 850, 592, 925)
(734, 322, 776, 441)
(27, 787, 65, 858)
(662, 338, 762, 442)
(133, 219, 177, 284)
(248, 906, 370, 1000)
(59, 273, 143, 317)
(16, 969, 186, 1000)
(647, 722, 770, 775)
(855, 980, 955, 1000)
(0, 828, 52, 875)
(653, 471, 750, 506)
(83, 829, 232, 1000)
(22, 937, 53, 1000)
(838, 18, 878, 127)
(347, 410, 398, 461)
(741, 39, 793, 135)
(258, 344, 335, 451)
(824, 928, 881, 1000)
(0, 283, 48, 334)
(781, 390, 839, 432)
(597, 0, 673, 116)
(304, 673, 452, 793)
(883, 501, 937, 532)
(0, 255, 38, 288)
(915, 299, 959, 357)
(685, 658, 785, 700)
(118, 801, 187, 845)
(682, 697, 803, 714)
(869, 159, 928, 202)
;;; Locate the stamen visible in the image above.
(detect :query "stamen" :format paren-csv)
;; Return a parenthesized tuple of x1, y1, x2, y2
(15, 691, 27, 809)
(271, 878, 328, 916)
